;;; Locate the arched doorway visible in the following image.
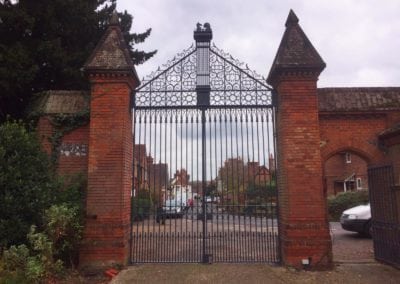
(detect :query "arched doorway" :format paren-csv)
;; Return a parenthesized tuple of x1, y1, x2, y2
(324, 150, 370, 196)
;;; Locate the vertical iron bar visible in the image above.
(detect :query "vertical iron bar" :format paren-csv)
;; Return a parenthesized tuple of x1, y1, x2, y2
(271, 107, 280, 262)
(196, 112, 200, 261)
(201, 108, 207, 263)
(214, 112, 219, 261)
(190, 112, 195, 261)
(230, 110, 237, 261)
(239, 109, 244, 261)
(137, 112, 143, 262)
(130, 110, 136, 263)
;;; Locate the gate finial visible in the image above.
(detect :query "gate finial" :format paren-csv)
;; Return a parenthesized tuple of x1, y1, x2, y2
(194, 22, 212, 42)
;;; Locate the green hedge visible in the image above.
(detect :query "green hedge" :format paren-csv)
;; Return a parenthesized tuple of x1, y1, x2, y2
(327, 190, 369, 221)
(131, 198, 152, 221)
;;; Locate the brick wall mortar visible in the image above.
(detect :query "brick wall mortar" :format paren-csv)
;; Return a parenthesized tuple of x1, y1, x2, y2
(80, 76, 137, 268)
(274, 77, 332, 269)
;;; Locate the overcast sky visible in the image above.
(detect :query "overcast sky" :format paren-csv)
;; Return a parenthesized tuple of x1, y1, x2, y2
(118, 0, 400, 88)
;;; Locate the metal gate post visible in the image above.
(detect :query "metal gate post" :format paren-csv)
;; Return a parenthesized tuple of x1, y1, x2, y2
(194, 23, 212, 263)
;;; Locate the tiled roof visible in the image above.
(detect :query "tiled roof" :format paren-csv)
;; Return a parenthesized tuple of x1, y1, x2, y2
(318, 87, 400, 112)
(32, 90, 89, 114)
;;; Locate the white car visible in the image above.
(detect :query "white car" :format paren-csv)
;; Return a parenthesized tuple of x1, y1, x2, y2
(340, 204, 371, 236)
(205, 196, 213, 203)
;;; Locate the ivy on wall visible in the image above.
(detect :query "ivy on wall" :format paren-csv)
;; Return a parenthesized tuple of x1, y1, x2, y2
(28, 92, 90, 167)
(47, 110, 90, 166)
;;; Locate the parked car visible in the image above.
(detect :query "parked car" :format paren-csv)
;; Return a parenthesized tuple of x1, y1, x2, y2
(156, 199, 184, 223)
(196, 211, 213, 220)
(340, 204, 371, 237)
(205, 196, 220, 203)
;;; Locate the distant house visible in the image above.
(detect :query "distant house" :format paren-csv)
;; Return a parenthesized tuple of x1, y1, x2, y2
(148, 160, 169, 203)
(246, 162, 272, 185)
(168, 169, 193, 206)
(324, 151, 368, 195)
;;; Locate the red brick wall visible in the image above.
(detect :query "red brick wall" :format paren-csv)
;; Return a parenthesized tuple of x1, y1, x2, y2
(319, 111, 400, 195)
(58, 125, 89, 175)
(275, 77, 332, 269)
(79, 75, 136, 267)
(319, 114, 387, 164)
(37, 116, 89, 176)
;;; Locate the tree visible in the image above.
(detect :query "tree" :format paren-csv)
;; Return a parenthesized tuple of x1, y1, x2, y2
(217, 158, 246, 205)
(0, 120, 55, 249)
(0, 0, 156, 121)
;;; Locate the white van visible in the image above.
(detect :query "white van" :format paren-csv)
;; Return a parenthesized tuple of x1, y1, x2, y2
(340, 204, 371, 237)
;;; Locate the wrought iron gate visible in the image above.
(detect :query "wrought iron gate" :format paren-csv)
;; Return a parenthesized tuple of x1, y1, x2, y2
(130, 23, 279, 263)
(368, 164, 400, 267)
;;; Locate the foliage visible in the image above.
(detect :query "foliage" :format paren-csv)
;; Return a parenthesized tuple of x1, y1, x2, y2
(48, 109, 90, 166)
(245, 182, 276, 202)
(205, 183, 217, 197)
(327, 190, 369, 221)
(0, 120, 86, 280)
(0, 120, 55, 249)
(0, 0, 156, 121)
(44, 204, 83, 268)
(1, 226, 64, 283)
(0, 200, 83, 283)
(132, 190, 153, 221)
(218, 158, 246, 194)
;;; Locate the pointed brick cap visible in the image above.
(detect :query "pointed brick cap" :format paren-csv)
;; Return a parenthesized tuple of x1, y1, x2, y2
(267, 10, 325, 86)
(84, 11, 139, 82)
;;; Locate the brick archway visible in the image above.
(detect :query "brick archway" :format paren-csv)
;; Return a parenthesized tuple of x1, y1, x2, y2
(322, 148, 371, 195)
(322, 147, 373, 165)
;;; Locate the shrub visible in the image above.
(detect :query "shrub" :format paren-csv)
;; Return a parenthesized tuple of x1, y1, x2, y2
(51, 174, 86, 267)
(0, 203, 81, 283)
(0, 121, 86, 281)
(44, 204, 83, 268)
(131, 198, 152, 221)
(0, 120, 56, 249)
(327, 190, 369, 221)
(0, 226, 63, 283)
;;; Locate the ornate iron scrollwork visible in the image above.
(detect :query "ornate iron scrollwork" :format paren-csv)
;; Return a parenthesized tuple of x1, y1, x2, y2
(134, 29, 272, 109)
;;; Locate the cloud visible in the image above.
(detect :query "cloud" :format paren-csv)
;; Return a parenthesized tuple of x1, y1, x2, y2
(119, 0, 400, 87)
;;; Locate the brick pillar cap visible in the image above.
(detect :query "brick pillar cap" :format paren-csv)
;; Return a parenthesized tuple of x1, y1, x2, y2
(83, 11, 140, 84)
(267, 9, 326, 86)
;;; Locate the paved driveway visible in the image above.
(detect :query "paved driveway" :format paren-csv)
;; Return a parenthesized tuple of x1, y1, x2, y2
(109, 222, 393, 284)
(330, 222, 374, 262)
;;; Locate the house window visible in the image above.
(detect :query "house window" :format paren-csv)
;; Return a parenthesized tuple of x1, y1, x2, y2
(345, 152, 351, 163)
(356, 178, 362, 189)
